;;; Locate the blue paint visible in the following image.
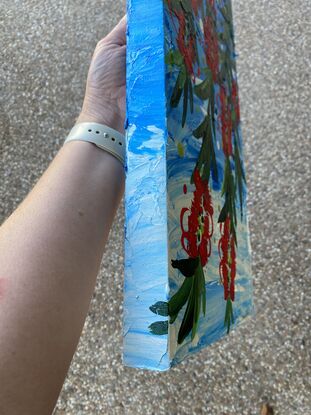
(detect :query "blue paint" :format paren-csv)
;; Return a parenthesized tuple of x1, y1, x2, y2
(123, 0, 253, 371)
(123, 0, 170, 371)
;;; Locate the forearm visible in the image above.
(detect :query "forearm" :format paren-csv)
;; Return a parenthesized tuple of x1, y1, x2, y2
(0, 140, 124, 414)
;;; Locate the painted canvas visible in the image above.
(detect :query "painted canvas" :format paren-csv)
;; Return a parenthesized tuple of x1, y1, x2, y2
(123, 0, 253, 371)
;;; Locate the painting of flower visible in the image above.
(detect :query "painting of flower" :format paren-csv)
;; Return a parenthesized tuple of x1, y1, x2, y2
(149, 0, 252, 350)
(124, 0, 253, 370)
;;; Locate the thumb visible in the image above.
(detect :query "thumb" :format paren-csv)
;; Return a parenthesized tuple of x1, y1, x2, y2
(105, 15, 127, 46)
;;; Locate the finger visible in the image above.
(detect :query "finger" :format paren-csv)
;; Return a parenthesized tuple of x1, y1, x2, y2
(105, 15, 127, 46)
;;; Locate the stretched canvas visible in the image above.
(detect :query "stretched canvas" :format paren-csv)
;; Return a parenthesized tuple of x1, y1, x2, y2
(123, 0, 253, 371)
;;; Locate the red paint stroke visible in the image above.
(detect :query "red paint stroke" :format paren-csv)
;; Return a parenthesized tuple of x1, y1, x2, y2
(203, 3, 219, 83)
(219, 85, 233, 157)
(191, 0, 203, 16)
(180, 168, 214, 267)
(166, 1, 196, 79)
(175, 12, 196, 79)
(218, 217, 236, 301)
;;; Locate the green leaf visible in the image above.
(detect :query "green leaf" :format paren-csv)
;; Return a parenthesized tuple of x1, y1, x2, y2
(177, 278, 196, 344)
(169, 312, 179, 324)
(189, 79, 194, 113)
(170, 66, 186, 108)
(149, 301, 168, 316)
(219, 7, 231, 26)
(231, 221, 237, 247)
(171, 257, 199, 278)
(174, 261, 207, 344)
(168, 276, 193, 320)
(180, 0, 192, 13)
(224, 298, 234, 334)
(168, 277, 193, 316)
(192, 98, 218, 183)
(194, 72, 211, 100)
(148, 320, 168, 335)
(202, 130, 212, 183)
(193, 116, 208, 139)
(233, 132, 246, 219)
(209, 123, 218, 182)
(182, 76, 189, 127)
(165, 49, 184, 67)
(179, 65, 187, 86)
(192, 268, 201, 340)
(218, 199, 228, 223)
(197, 262, 206, 315)
(170, 77, 183, 108)
(221, 158, 231, 196)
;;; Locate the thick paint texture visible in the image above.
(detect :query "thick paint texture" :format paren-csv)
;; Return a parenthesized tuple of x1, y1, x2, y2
(123, 0, 253, 371)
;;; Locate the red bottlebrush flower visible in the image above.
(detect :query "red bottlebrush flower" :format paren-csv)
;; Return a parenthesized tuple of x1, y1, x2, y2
(175, 12, 196, 78)
(180, 168, 214, 266)
(203, 10, 219, 82)
(219, 85, 233, 157)
(218, 216, 230, 300)
(218, 216, 236, 301)
(231, 79, 240, 124)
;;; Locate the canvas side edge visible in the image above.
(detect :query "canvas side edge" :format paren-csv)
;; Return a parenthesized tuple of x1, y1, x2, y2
(122, 0, 170, 371)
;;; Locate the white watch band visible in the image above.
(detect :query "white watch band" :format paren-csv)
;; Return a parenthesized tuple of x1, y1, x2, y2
(64, 122, 125, 165)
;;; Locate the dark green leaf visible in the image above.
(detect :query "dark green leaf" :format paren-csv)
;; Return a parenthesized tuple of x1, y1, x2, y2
(197, 262, 206, 315)
(224, 298, 235, 334)
(189, 79, 194, 113)
(180, 0, 192, 13)
(210, 84, 216, 138)
(192, 268, 201, 340)
(179, 65, 187, 86)
(149, 301, 168, 316)
(170, 77, 183, 108)
(194, 73, 211, 100)
(193, 116, 208, 139)
(202, 131, 212, 183)
(234, 133, 246, 219)
(209, 127, 218, 182)
(218, 200, 228, 223)
(170, 66, 186, 108)
(169, 312, 179, 324)
(168, 276, 193, 319)
(182, 76, 189, 127)
(171, 257, 199, 278)
(231, 222, 237, 247)
(148, 320, 168, 335)
(177, 279, 196, 344)
(165, 50, 184, 67)
(219, 7, 230, 25)
(221, 158, 231, 196)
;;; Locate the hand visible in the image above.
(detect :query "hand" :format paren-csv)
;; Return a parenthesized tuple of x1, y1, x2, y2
(77, 16, 126, 134)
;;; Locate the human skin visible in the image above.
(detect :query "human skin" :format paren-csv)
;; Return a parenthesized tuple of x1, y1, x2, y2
(0, 16, 126, 415)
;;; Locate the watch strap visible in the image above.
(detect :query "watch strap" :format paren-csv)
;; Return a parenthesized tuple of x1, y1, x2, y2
(64, 122, 125, 165)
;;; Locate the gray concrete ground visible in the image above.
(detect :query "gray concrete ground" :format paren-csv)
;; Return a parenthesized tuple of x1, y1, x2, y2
(1, 1, 310, 414)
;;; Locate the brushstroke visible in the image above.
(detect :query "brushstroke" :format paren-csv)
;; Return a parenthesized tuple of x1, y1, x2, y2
(123, 0, 253, 371)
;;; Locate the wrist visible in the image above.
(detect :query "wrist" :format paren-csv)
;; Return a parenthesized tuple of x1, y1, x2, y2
(65, 121, 125, 167)
(77, 97, 124, 134)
